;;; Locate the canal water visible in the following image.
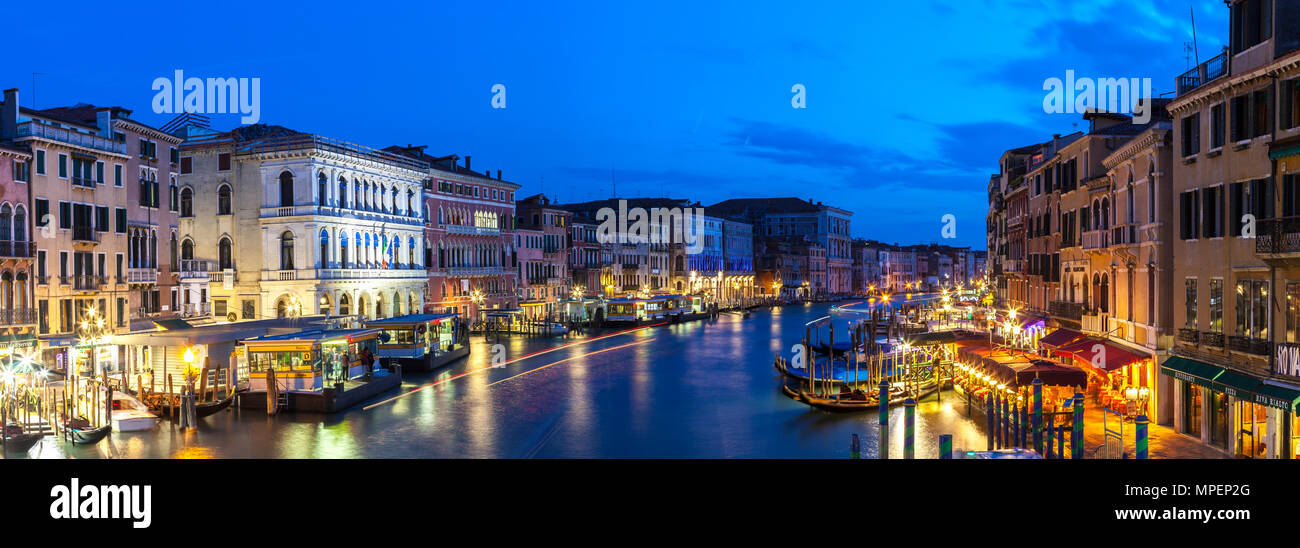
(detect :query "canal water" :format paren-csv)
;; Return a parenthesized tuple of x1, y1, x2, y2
(18, 302, 992, 459)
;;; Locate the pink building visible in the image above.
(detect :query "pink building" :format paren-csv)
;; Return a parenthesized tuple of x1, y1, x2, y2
(0, 143, 35, 337)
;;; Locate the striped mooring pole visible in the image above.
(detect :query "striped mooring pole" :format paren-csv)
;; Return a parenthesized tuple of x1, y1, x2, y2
(985, 391, 994, 451)
(1045, 413, 1055, 459)
(850, 433, 861, 459)
(939, 434, 952, 459)
(878, 380, 890, 460)
(1011, 398, 1020, 448)
(1072, 391, 1084, 459)
(903, 398, 916, 459)
(1020, 398, 1029, 447)
(1032, 379, 1043, 455)
(1136, 415, 1149, 459)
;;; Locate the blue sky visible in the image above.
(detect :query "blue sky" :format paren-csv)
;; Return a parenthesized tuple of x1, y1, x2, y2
(3, 0, 1227, 249)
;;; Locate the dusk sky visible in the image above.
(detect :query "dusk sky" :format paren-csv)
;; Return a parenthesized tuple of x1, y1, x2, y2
(3, 0, 1228, 249)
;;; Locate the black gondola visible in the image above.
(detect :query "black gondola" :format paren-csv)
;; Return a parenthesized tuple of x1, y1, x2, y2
(195, 392, 236, 418)
(66, 424, 111, 445)
(3, 432, 44, 454)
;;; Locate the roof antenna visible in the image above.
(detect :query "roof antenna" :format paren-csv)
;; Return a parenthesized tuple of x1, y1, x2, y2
(1189, 4, 1200, 68)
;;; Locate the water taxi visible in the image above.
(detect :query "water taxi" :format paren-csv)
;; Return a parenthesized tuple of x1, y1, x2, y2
(366, 313, 468, 372)
(237, 328, 400, 413)
(110, 391, 158, 432)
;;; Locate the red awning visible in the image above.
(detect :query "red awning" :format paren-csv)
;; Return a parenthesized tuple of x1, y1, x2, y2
(1054, 337, 1146, 372)
(1039, 327, 1083, 347)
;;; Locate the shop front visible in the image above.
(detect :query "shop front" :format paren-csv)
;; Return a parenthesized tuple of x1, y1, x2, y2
(1051, 336, 1155, 423)
(1161, 354, 1300, 459)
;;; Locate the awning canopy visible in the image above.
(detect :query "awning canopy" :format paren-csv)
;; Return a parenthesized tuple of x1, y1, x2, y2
(1016, 360, 1088, 388)
(1054, 337, 1146, 372)
(904, 329, 985, 347)
(1160, 355, 1222, 389)
(1253, 383, 1300, 413)
(1039, 328, 1083, 348)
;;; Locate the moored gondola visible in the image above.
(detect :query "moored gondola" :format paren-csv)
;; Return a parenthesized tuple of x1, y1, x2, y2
(3, 432, 44, 454)
(66, 423, 111, 445)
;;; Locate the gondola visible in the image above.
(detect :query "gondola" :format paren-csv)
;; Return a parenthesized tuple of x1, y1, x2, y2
(66, 424, 111, 445)
(195, 392, 236, 418)
(3, 432, 44, 454)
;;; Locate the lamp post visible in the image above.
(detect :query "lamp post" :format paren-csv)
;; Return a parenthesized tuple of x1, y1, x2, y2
(179, 346, 200, 429)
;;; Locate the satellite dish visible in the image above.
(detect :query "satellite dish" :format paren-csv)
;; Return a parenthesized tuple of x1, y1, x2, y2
(227, 312, 238, 322)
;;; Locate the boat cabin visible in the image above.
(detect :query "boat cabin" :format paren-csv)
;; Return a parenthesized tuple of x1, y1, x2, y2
(240, 329, 381, 392)
(365, 313, 467, 371)
(606, 298, 648, 322)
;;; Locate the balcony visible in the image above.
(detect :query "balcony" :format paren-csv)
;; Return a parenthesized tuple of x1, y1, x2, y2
(1049, 300, 1085, 321)
(259, 204, 423, 226)
(71, 226, 98, 244)
(14, 120, 126, 154)
(1004, 259, 1023, 273)
(71, 176, 97, 189)
(0, 308, 37, 326)
(1109, 224, 1138, 247)
(1228, 335, 1271, 356)
(621, 263, 639, 270)
(1176, 50, 1229, 98)
(446, 225, 500, 236)
(1177, 328, 1200, 344)
(1201, 331, 1225, 348)
(317, 268, 426, 280)
(1082, 312, 1110, 335)
(0, 240, 36, 259)
(70, 274, 103, 291)
(1081, 229, 1109, 251)
(178, 259, 210, 279)
(127, 267, 159, 284)
(1255, 217, 1300, 258)
(181, 302, 211, 318)
(447, 266, 504, 277)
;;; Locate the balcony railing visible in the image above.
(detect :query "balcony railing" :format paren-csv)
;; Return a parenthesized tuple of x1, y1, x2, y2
(127, 267, 159, 284)
(71, 226, 98, 243)
(71, 274, 103, 290)
(14, 120, 126, 154)
(447, 266, 504, 277)
(1228, 335, 1271, 356)
(71, 176, 97, 188)
(1110, 224, 1138, 247)
(1049, 300, 1085, 321)
(317, 268, 426, 280)
(1201, 331, 1225, 347)
(181, 302, 212, 317)
(259, 204, 423, 226)
(446, 225, 500, 236)
(0, 240, 36, 259)
(1082, 313, 1110, 334)
(1178, 328, 1200, 344)
(1256, 217, 1300, 255)
(1082, 229, 1110, 250)
(178, 259, 210, 279)
(1176, 50, 1229, 97)
(0, 308, 37, 326)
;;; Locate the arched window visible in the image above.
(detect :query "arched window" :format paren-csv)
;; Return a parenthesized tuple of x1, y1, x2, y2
(169, 232, 177, 268)
(278, 171, 294, 207)
(276, 298, 288, 318)
(353, 182, 361, 210)
(318, 172, 328, 206)
(218, 237, 232, 270)
(320, 229, 330, 269)
(339, 293, 350, 315)
(339, 177, 348, 208)
(180, 187, 193, 217)
(280, 231, 295, 270)
(181, 239, 194, 260)
(319, 293, 332, 316)
(13, 206, 25, 242)
(339, 232, 349, 268)
(218, 184, 232, 215)
(0, 204, 11, 243)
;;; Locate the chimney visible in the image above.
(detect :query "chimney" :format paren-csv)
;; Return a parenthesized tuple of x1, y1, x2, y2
(497, 169, 502, 180)
(1052, 133, 1061, 152)
(0, 89, 18, 140)
(464, 155, 471, 171)
(96, 108, 113, 138)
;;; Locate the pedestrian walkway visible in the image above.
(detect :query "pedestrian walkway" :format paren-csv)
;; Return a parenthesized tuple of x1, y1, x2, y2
(1077, 402, 1228, 459)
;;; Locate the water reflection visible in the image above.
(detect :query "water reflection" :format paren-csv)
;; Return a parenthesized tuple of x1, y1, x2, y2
(9, 302, 992, 459)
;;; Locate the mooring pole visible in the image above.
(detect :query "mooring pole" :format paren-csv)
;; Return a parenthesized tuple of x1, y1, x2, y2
(1045, 413, 1055, 459)
(1135, 415, 1149, 460)
(878, 380, 890, 460)
(938, 434, 952, 459)
(903, 398, 916, 459)
(850, 433, 861, 459)
(1072, 391, 1084, 459)
(985, 391, 994, 451)
(1032, 378, 1043, 455)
